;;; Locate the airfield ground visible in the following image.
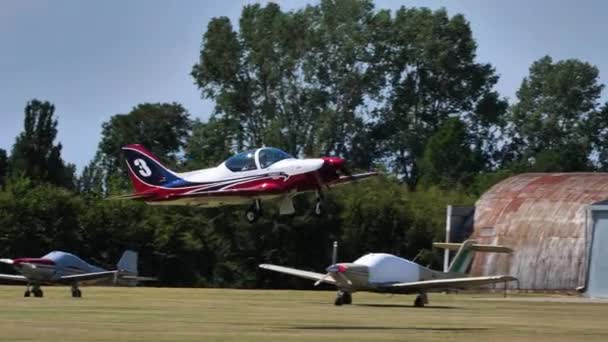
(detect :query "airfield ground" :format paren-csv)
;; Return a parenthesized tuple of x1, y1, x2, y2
(0, 286, 607, 341)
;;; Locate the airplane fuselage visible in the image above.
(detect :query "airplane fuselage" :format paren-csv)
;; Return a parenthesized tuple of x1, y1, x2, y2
(10, 252, 106, 284)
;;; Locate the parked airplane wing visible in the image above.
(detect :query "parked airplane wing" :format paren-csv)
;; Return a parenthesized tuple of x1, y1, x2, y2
(259, 264, 336, 284)
(0, 273, 28, 282)
(380, 275, 517, 293)
(59, 270, 118, 282)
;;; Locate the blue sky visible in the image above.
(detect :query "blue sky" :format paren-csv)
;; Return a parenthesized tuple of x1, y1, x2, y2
(1, 0, 606, 172)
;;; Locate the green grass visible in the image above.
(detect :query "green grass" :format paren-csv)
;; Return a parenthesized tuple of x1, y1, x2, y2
(0, 286, 607, 341)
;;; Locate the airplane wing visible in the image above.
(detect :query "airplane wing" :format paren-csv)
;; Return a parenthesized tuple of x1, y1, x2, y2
(0, 273, 28, 282)
(329, 172, 378, 187)
(378, 275, 517, 293)
(58, 271, 118, 283)
(259, 264, 336, 284)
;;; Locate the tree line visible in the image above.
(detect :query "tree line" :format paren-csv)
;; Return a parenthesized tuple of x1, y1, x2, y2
(0, 0, 606, 288)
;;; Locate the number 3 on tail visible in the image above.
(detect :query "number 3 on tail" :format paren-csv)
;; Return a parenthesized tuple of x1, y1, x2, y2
(134, 159, 152, 177)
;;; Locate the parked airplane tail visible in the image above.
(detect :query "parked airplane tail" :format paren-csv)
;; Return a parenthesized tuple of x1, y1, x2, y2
(122, 144, 184, 193)
(117, 250, 138, 275)
(433, 240, 512, 274)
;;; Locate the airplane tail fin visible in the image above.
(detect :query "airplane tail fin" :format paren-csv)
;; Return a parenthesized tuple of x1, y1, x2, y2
(433, 240, 512, 274)
(122, 144, 184, 193)
(117, 250, 138, 275)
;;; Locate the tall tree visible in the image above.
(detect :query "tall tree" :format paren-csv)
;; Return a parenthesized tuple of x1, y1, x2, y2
(10, 99, 75, 189)
(185, 118, 234, 169)
(192, 1, 386, 162)
(375, 8, 501, 188)
(419, 118, 482, 189)
(504, 56, 604, 170)
(85, 102, 191, 193)
(0, 149, 7, 187)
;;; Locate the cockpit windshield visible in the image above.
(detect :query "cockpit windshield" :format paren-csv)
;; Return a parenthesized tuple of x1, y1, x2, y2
(258, 148, 293, 168)
(224, 147, 293, 172)
(225, 150, 257, 172)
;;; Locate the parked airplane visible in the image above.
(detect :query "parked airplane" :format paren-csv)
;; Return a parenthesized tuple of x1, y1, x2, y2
(260, 240, 516, 307)
(118, 144, 376, 222)
(0, 250, 154, 298)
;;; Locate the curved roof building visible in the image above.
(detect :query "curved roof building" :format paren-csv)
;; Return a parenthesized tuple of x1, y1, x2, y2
(470, 173, 608, 291)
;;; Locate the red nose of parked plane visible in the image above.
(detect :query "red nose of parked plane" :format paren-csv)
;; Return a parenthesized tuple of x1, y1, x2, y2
(326, 264, 347, 273)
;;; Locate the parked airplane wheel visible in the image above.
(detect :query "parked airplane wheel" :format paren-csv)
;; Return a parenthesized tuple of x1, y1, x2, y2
(334, 293, 344, 306)
(342, 292, 352, 305)
(414, 295, 425, 307)
(72, 289, 82, 298)
(33, 289, 43, 298)
(24, 290, 30, 297)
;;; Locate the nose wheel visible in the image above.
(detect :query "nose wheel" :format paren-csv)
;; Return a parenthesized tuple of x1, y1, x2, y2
(245, 199, 263, 223)
(71, 284, 82, 298)
(25, 284, 43, 298)
(334, 291, 352, 306)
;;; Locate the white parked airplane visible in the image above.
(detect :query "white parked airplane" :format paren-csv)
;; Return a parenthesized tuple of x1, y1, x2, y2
(260, 240, 516, 307)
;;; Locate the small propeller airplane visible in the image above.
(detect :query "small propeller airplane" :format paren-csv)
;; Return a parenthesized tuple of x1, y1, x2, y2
(117, 144, 377, 222)
(259, 240, 517, 307)
(0, 250, 155, 298)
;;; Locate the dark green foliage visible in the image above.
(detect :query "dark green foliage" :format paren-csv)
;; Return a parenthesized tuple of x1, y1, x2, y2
(0, 149, 7, 187)
(83, 103, 191, 193)
(9, 99, 75, 189)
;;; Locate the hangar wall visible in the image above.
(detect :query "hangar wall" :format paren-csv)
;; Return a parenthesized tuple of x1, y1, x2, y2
(470, 173, 608, 290)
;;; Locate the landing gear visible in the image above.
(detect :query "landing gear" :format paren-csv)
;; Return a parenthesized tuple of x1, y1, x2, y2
(71, 284, 82, 298)
(334, 291, 352, 306)
(313, 191, 324, 217)
(25, 284, 43, 298)
(245, 199, 262, 223)
(414, 292, 428, 307)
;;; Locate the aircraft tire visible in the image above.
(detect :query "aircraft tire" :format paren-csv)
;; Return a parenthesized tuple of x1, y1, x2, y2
(342, 292, 352, 305)
(334, 295, 344, 306)
(24, 291, 30, 297)
(414, 295, 425, 308)
(245, 210, 258, 223)
(33, 289, 43, 298)
(314, 202, 323, 216)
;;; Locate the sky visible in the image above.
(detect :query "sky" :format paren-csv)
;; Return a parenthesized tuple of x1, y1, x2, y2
(1, 0, 607, 172)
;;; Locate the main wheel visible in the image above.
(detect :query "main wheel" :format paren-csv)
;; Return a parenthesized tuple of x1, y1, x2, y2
(24, 290, 30, 297)
(72, 289, 79, 298)
(76, 290, 82, 298)
(342, 292, 352, 305)
(314, 201, 323, 216)
(245, 209, 259, 223)
(334, 294, 344, 306)
(414, 295, 425, 307)
(33, 289, 43, 298)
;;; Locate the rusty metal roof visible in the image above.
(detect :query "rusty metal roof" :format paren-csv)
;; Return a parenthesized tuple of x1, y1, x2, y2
(471, 173, 608, 290)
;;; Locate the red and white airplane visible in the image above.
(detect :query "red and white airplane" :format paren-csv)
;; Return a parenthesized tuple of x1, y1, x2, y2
(118, 145, 377, 222)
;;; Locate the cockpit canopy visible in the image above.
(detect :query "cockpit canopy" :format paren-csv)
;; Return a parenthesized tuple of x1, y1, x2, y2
(224, 147, 293, 172)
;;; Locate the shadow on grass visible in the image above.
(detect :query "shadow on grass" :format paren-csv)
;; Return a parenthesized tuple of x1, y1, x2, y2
(287, 326, 487, 331)
(353, 303, 460, 309)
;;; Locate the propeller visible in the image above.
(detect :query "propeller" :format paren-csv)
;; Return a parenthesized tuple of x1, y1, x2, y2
(314, 241, 339, 286)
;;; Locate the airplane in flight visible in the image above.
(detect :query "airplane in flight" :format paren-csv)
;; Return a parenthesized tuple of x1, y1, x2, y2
(0, 250, 154, 298)
(259, 240, 517, 307)
(118, 144, 377, 222)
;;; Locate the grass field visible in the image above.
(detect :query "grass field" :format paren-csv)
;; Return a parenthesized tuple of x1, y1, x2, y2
(0, 286, 607, 341)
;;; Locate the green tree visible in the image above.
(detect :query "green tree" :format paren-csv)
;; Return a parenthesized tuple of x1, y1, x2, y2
(185, 118, 234, 169)
(10, 99, 75, 189)
(0, 149, 7, 187)
(376, 8, 501, 188)
(505, 56, 604, 170)
(86, 102, 191, 193)
(419, 118, 482, 189)
(192, 1, 386, 162)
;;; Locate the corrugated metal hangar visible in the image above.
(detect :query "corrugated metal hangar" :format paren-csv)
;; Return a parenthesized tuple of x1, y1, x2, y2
(455, 173, 608, 297)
